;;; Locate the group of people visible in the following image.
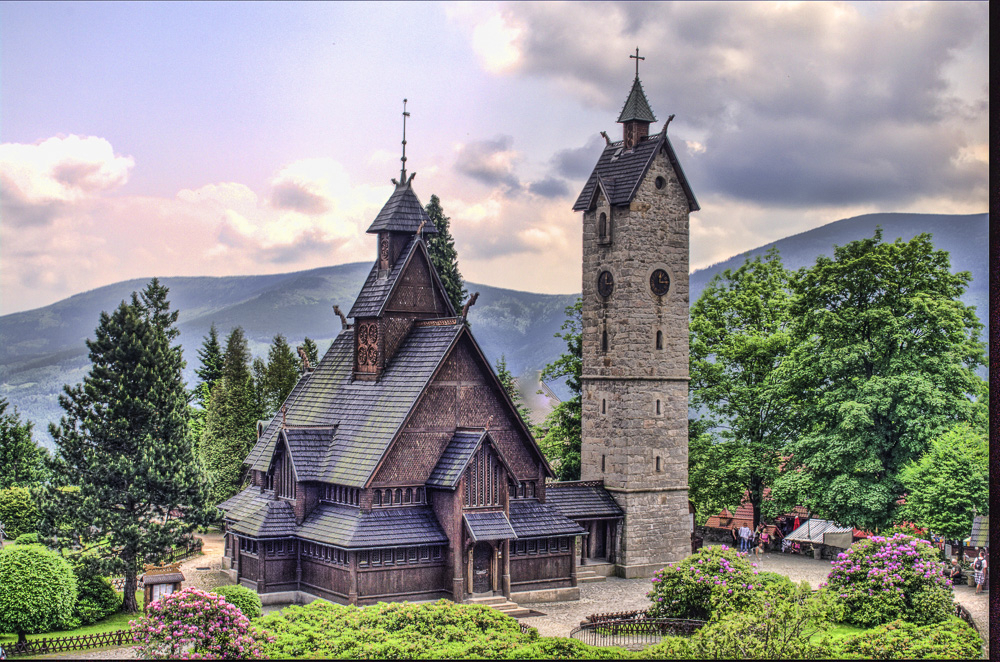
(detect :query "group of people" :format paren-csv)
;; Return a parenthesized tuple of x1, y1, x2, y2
(950, 550, 989, 594)
(731, 522, 776, 560)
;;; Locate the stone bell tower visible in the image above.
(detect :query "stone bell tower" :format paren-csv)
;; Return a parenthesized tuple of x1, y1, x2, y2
(572, 52, 699, 577)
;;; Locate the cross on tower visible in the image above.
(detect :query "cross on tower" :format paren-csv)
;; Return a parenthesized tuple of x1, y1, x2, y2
(630, 47, 645, 78)
(400, 98, 410, 182)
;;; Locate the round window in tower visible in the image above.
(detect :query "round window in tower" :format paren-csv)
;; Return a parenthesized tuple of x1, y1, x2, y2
(654, 176, 666, 190)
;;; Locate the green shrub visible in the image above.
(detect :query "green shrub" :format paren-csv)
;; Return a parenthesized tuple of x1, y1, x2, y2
(12, 533, 38, 545)
(507, 636, 627, 659)
(0, 544, 78, 642)
(825, 533, 953, 627)
(212, 584, 262, 619)
(646, 545, 761, 620)
(257, 600, 532, 659)
(838, 617, 982, 659)
(0, 486, 39, 539)
(69, 557, 121, 626)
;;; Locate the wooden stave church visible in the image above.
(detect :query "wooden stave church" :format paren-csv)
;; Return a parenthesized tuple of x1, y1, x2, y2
(218, 170, 624, 605)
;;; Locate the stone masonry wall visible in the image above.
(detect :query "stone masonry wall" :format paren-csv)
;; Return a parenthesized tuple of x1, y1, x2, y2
(581, 142, 691, 573)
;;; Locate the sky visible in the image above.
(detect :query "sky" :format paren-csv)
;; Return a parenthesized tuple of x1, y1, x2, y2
(0, 1, 989, 315)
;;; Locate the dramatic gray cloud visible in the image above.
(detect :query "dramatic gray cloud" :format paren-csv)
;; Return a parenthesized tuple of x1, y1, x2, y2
(496, 1, 988, 209)
(551, 134, 605, 180)
(454, 135, 523, 191)
(270, 181, 331, 215)
(527, 177, 571, 199)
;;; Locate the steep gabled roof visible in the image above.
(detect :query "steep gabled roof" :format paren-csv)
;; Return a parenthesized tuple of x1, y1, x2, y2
(572, 132, 699, 213)
(366, 181, 437, 235)
(508, 499, 586, 539)
(426, 429, 517, 490)
(246, 322, 465, 487)
(230, 499, 297, 538)
(617, 77, 657, 123)
(348, 235, 456, 319)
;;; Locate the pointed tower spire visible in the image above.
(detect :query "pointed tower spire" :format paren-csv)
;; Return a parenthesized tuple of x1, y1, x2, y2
(399, 98, 410, 184)
(618, 48, 656, 148)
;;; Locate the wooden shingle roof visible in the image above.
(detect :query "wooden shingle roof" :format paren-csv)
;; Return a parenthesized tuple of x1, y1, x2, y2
(508, 499, 586, 539)
(246, 322, 465, 487)
(572, 132, 699, 213)
(426, 430, 486, 489)
(464, 511, 517, 542)
(296, 503, 448, 549)
(617, 77, 657, 123)
(546, 482, 623, 520)
(229, 498, 297, 538)
(365, 181, 437, 235)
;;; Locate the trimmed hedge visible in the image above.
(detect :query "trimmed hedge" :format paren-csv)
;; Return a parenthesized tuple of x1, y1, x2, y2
(838, 617, 981, 659)
(213, 583, 262, 619)
(0, 544, 78, 641)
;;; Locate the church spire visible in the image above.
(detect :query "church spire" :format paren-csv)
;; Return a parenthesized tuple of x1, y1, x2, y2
(398, 98, 410, 184)
(618, 48, 656, 148)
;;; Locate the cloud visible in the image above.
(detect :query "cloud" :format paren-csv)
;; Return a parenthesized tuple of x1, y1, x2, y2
(463, 2, 988, 210)
(551, 134, 605, 180)
(527, 177, 570, 199)
(0, 135, 134, 227)
(453, 135, 522, 191)
(270, 182, 331, 215)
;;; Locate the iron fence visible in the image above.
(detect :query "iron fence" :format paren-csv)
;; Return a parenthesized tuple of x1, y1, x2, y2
(4, 629, 132, 657)
(570, 616, 705, 649)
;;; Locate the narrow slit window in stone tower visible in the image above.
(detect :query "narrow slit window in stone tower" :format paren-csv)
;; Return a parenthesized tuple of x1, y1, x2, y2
(602, 398, 606, 414)
(656, 330, 663, 349)
(602, 330, 609, 353)
(656, 456, 662, 472)
(602, 454, 606, 472)
(656, 399, 661, 415)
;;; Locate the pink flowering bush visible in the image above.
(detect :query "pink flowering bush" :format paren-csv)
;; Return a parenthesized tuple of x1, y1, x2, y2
(129, 586, 271, 659)
(825, 533, 953, 627)
(646, 545, 776, 620)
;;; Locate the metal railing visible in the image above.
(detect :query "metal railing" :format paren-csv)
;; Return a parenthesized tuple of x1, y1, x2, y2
(570, 612, 705, 649)
(4, 629, 132, 657)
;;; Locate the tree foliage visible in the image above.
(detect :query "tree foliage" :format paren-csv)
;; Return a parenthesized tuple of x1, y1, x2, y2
(536, 299, 582, 481)
(900, 423, 988, 541)
(424, 194, 467, 313)
(780, 230, 987, 530)
(262, 334, 299, 417)
(298, 337, 319, 370)
(687, 419, 746, 526)
(0, 544, 78, 643)
(0, 486, 39, 540)
(689, 249, 795, 529)
(0, 399, 48, 489)
(200, 327, 263, 504)
(195, 324, 224, 407)
(42, 280, 211, 613)
(494, 355, 532, 425)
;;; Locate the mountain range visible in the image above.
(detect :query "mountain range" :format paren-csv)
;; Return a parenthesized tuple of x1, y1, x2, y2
(0, 212, 987, 448)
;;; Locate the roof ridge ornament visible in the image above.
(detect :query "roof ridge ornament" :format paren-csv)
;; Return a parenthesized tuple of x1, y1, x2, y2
(398, 98, 411, 185)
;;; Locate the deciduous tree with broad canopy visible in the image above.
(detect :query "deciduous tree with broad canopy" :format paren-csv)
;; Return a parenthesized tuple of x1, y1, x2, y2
(778, 230, 987, 531)
(41, 279, 212, 613)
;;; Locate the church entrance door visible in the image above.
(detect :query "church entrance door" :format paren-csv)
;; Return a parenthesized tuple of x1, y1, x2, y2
(473, 542, 492, 593)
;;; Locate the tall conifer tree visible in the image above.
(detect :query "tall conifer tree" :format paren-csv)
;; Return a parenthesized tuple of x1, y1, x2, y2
(424, 194, 466, 312)
(195, 324, 224, 407)
(263, 334, 299, 416)
(536, 299, 582, 480)
(200, 328, 263, 503)
(42, 281, 210, 613)
(0, 399, 48, 488)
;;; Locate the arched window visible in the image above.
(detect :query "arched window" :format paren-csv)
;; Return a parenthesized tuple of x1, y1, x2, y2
(601, 330, 608, 353)
(656, 330, 663, 350)
(373, 490, 381, 506)
(395, 488, 402, 504)
(385, 489, 393, 505)
(598, 212, 609, 242)
(404, 488, 412, 504)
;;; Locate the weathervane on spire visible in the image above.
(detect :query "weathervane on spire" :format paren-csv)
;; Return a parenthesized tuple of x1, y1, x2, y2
(630, 47, 645, 78)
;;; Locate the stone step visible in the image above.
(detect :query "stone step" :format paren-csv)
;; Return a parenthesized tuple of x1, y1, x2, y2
(467, 595, 507, 605)
(577, 574, 606, 583)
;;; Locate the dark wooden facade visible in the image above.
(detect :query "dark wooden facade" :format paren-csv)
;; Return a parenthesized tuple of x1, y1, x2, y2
(220, 177, 590, 605)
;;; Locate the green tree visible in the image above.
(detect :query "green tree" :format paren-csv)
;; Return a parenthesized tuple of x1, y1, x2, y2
(494, 354, 533, 425)
(41, 281, 211, 613)
(686, 419, 746, 526)
(0, 544, 78, 643)
(0, 486, 39, 539)
(900, 424, 988, 542)
(689, 249, 796, 529)
(536, 299, 582, 481)
(298, 337, 319, 370)
(195, 324, 224, 408)
(263, 334, 299, 416)
(0, 399, 48, 488)
(780, 230, 987, 531)
(200, 328, 263, 504)
(424, 194, 466, 313)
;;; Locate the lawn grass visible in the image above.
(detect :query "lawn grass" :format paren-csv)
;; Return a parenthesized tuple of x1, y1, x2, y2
(0, 591, 144, 644)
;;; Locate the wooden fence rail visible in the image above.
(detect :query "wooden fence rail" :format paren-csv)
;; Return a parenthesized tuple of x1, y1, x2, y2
(4, 629, 133, 657)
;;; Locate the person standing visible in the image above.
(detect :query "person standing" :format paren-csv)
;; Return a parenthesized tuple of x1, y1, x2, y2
(760, 527, 771, 552)
(738, 523, 752, 553)
(973, 550, 987, 594)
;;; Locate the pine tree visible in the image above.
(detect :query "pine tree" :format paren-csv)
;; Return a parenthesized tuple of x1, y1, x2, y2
(195, 324, 224, 408)
(424, 195, 466, 312)
(263, 334, 299, 416)
(42, 281, 210, 613)
(495, 355, 533, 426)
(536, 299, 582, 481)
(0, 399, 49, 489)
(200, 328, 264, 504)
